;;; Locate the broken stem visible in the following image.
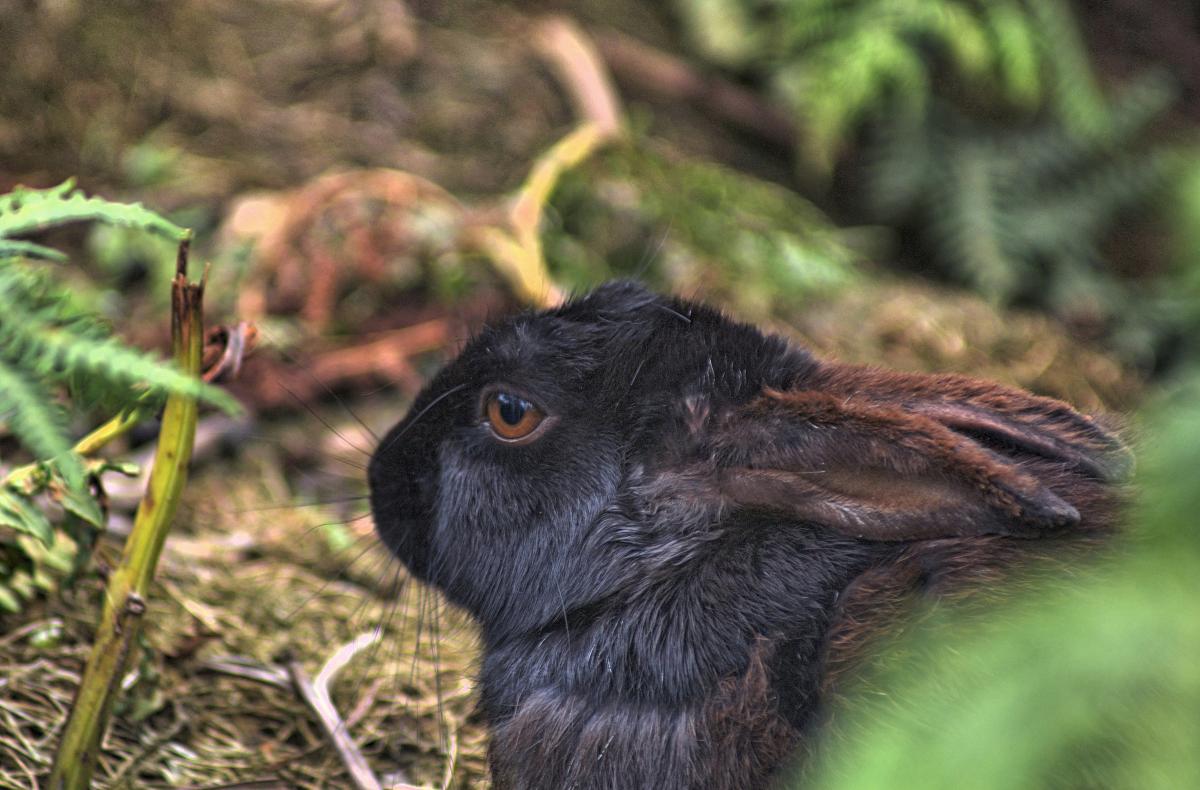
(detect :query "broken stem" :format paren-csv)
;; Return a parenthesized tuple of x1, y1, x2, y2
(48, 241, 206, 790)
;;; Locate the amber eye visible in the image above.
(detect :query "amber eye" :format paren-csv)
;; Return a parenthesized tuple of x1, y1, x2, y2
(484, 392, 545, 442)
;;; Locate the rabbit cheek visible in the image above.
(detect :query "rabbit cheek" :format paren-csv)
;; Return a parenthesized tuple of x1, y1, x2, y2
(426, 435, 622, 627)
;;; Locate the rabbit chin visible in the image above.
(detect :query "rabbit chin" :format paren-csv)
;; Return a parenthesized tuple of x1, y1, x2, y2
(371, 512, 433, 580)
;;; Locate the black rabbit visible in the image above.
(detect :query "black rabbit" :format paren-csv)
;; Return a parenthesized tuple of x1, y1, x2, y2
(367, 281, 1128, 789)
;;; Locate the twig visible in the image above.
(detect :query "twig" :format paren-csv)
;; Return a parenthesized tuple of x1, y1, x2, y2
(467, 15, 627, 309)
(198, 656, 290, 689)
(176, 777, 291, 782)
(199, 647, 423, 789)
(469, 124, 605, 309)
(313, 631, 381, 692)
(286, 631, 416, 790)
(533, 16, 622, 136)
(2, 408, 147, 492)
(594, 29, 797, 148)
(236, 318, 449, 408)
(203, 321, 257, 383)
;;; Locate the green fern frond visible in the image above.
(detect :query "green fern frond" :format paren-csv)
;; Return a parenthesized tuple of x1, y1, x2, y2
(984, 1, 1041, 108)
(0, 179, 186, 242)
(863, 89, 1176, 339)
(776, 27, 931, 168)
(999, 73, 1174, 189)
(928, 142, 1030, 301)
(1026, 0, 1109, 139)
(676, 0, 761, 67)
(0, 287, 238, 416)
(676, 0, 1105, 172)
(0, 355, 81, 493)
(0, 179, 234, 616)
(0, 529, 80, 614)
(0, 489, 55, 546)
(0, 239, 68, 262)
(1008, 149, 1171, 260)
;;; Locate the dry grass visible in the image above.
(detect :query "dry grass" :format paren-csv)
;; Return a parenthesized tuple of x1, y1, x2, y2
(0, 423, 489, 789)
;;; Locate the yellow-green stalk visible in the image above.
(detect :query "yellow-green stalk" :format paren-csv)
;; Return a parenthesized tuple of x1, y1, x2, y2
(48, 242, 205, 789)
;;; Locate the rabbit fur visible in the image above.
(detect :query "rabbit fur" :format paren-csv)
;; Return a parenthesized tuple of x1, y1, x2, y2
(367, 281, 1128, 789)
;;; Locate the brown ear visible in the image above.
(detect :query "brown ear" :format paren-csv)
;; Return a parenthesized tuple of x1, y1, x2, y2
(812, 365, 1134, 483)
(711, 372, 1127, 542)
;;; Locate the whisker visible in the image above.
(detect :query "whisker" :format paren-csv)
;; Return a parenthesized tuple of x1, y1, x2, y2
(634, 219, 673, 279)
(409, 584, 428, 689)
(430, 595, 449, 768)
(376, 383, 469, 456)
(292, 511, 375, 546)
(353, 558, 407, 725)
(235, 495, 371, 513)
(258, 325, 382, 444)
(357, 381, 398, 398)
(273, 375, 374, 458)
(280, 525, 380, 622)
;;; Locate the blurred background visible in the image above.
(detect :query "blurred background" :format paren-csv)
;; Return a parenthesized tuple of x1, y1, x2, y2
(0, 1, 1197, 787)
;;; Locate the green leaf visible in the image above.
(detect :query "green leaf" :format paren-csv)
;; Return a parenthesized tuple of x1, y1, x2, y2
(0, 584, 21, 613)
(0, 179, 186, 242)
(92, 459, 142, 478)
(0, 291, 241, 417)
(52, 461, 106, 527)
(0, 239, 69, 262)
(0, 489, 55, 546)
(0, 354, 82, 491)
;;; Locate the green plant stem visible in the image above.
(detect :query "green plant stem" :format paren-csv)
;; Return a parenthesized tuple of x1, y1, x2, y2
(47, 259, 205, 790)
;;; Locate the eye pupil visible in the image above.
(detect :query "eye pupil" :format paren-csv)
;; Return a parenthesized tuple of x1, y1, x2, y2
(484, 391, 547, 442)
(496, 393, 527, 425)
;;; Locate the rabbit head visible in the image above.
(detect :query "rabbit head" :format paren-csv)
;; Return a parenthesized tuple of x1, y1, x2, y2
(367, 281, 1128, 788)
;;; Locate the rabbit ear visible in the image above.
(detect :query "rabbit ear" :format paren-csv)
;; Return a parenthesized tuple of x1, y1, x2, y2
(711, 372, 1127, 542)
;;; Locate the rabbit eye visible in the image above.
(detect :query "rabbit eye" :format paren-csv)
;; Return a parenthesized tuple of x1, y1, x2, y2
(485, 392, 546, 442)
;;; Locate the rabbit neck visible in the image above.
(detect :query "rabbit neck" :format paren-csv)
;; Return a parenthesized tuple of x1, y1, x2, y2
(474, 517, 889, 788)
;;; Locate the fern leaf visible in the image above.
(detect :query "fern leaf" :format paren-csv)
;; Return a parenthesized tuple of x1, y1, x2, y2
(0, 262, 237, 415)
(1007, 149, 1171, 260)
(0, 306, 239, 415)
(0, 354, 81, 497)
(908, 1, 992, 80)
(0, 584, 20, 613)
(0, 180, 186, 242)
(1027, 0, 1109, 139)
(984, 1, 1041, 108)
(0, 489, 55, 546)
(53, 466, 105, 527)
(931, 143, 1027, 302)
(0, 239, 68, 262)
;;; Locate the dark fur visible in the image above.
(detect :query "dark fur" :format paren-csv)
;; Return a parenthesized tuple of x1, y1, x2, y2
(367, 282, 1128, 789)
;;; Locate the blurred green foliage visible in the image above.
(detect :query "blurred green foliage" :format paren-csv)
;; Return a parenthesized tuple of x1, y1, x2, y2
(864, 75, 1179, 357)
(677, 0, 1108, 170)
(545, 142, 860, 317)
(803, 374, 1200, 789)
(674, 0, 1199, 367)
